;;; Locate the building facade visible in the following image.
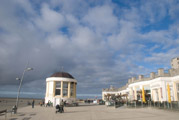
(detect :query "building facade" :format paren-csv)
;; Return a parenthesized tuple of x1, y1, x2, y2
(45, 72, 77, 106)
(102, 57, 179, 103)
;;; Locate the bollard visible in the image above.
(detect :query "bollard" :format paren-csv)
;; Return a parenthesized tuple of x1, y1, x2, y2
(159, 102, 160, 108)
(164, 102, 165, 109)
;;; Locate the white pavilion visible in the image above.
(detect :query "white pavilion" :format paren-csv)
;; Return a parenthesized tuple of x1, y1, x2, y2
(45, 72, 77, 106)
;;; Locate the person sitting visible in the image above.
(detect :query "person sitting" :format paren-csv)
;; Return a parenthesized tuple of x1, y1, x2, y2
(55, 104, 63, 113)
(46, 100, 50, 107)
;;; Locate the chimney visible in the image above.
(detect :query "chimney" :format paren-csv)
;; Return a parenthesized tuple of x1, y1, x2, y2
(150, 72, 155, 79)
(169, 68, 174, 76)
(138, 75, 144, 80)
(158, 68, 164, 76)
(131, 77, 136, 82)
(128, 78, 131, 83)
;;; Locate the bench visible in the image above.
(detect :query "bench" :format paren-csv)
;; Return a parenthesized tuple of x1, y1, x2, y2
(0, 109, 7, 120)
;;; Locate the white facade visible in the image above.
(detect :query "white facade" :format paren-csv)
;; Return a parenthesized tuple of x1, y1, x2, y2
(103, 74, 179, 102)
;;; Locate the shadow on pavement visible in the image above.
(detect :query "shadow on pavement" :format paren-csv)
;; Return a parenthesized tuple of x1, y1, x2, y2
(22, 117, 31, 120)
(9, 118, 18, 120)
(78, 104, 99, 107)
(29, 113, 36, 116)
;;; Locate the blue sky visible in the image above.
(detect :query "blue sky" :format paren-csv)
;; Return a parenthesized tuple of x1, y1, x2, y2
(0, 0, 179, 98)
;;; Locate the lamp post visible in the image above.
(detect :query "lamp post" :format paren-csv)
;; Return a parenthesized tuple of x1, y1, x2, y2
(15, 65, 33, 111)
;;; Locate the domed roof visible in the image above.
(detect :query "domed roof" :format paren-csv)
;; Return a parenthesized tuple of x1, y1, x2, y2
(50, 72, 74, 79)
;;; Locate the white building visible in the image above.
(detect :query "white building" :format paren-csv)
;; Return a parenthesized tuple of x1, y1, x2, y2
(45, 72, 77, 106)
(102, 57, 179, 103)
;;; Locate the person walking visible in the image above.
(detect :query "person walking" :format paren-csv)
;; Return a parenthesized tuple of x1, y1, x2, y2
(32, 99, 35, 108)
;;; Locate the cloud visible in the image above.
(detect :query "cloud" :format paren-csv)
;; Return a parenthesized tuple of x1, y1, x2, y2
(108, 20, 138, 51)
(139, 0, 168, 23)
(34, 3, 65, 32)
(83, 5, 118, 34)
(168, 0, 179, 21)
(0, 0, 179, 97)
(47, 33, 70, 49)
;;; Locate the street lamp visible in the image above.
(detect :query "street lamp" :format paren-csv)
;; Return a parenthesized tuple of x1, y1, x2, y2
(15, 66, 33, 111)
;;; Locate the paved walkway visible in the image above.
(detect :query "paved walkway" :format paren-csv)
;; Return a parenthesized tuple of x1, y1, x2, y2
(1, 104, 179, 120)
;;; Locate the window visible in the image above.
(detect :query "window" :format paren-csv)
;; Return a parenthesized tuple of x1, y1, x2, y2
(56, 81, 61, 88)
(70, 82, 74, 96)
(63, 89, 68, 96)
(63, 82, 68, 96)
(55, 82, 61, 96)
(177, 83, 179, 92)
(55, 89, 61, 95)
(177, 83, 179, 100)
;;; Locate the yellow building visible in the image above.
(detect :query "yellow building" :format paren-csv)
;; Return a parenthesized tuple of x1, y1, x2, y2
(45, 72, 77, 106)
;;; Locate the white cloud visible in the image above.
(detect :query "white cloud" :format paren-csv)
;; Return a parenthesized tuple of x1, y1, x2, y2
(66, 14, 79, 27)
(83, 5, 118, 34)
(34, 3, 65, 32)
(168, 0, 179, 21)
(144, 48, 179, 65)
(108, 20, 139, 51)
(47, 33, 69, 50)
(139, 0, 168, 23)
(16, 0, 35, 15)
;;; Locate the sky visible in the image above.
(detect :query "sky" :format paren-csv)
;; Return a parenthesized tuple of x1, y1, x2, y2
(0, 0, 179, 99)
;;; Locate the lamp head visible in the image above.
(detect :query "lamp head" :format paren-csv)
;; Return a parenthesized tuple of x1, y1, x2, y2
(16, 78, 20, 81)
(26, 68, 33, 71)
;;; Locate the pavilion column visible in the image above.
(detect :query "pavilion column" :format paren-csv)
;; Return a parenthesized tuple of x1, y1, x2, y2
(53, 82, 56, 97)
(73, 83, 76, 98)
(158, 88, 161, 102)
(61, 81, 63, 97)
(151, 89, 153, 101)
(129, 88, 133, 100)
(68, 82, 71, 98)
(173, 82, 178, 101)
(46, 82, 49, 97)
(134, 87, 137, 100)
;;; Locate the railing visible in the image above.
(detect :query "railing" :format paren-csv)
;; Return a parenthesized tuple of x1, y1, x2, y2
(126, 101, 179, 110)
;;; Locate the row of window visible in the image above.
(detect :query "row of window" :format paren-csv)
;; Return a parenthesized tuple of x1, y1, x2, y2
(55, 82, 75, 97)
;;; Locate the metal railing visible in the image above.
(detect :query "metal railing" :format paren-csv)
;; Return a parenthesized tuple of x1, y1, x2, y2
(126, 101, 179, 110)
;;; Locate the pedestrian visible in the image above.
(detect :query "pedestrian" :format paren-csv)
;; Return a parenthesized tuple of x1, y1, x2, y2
(60, 100, 64, 112)
(43, 100, 45, 106)
(32, 99, 35, 108)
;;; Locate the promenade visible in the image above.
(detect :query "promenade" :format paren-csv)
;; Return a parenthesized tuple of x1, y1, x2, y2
(1, 104, 179, 120)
